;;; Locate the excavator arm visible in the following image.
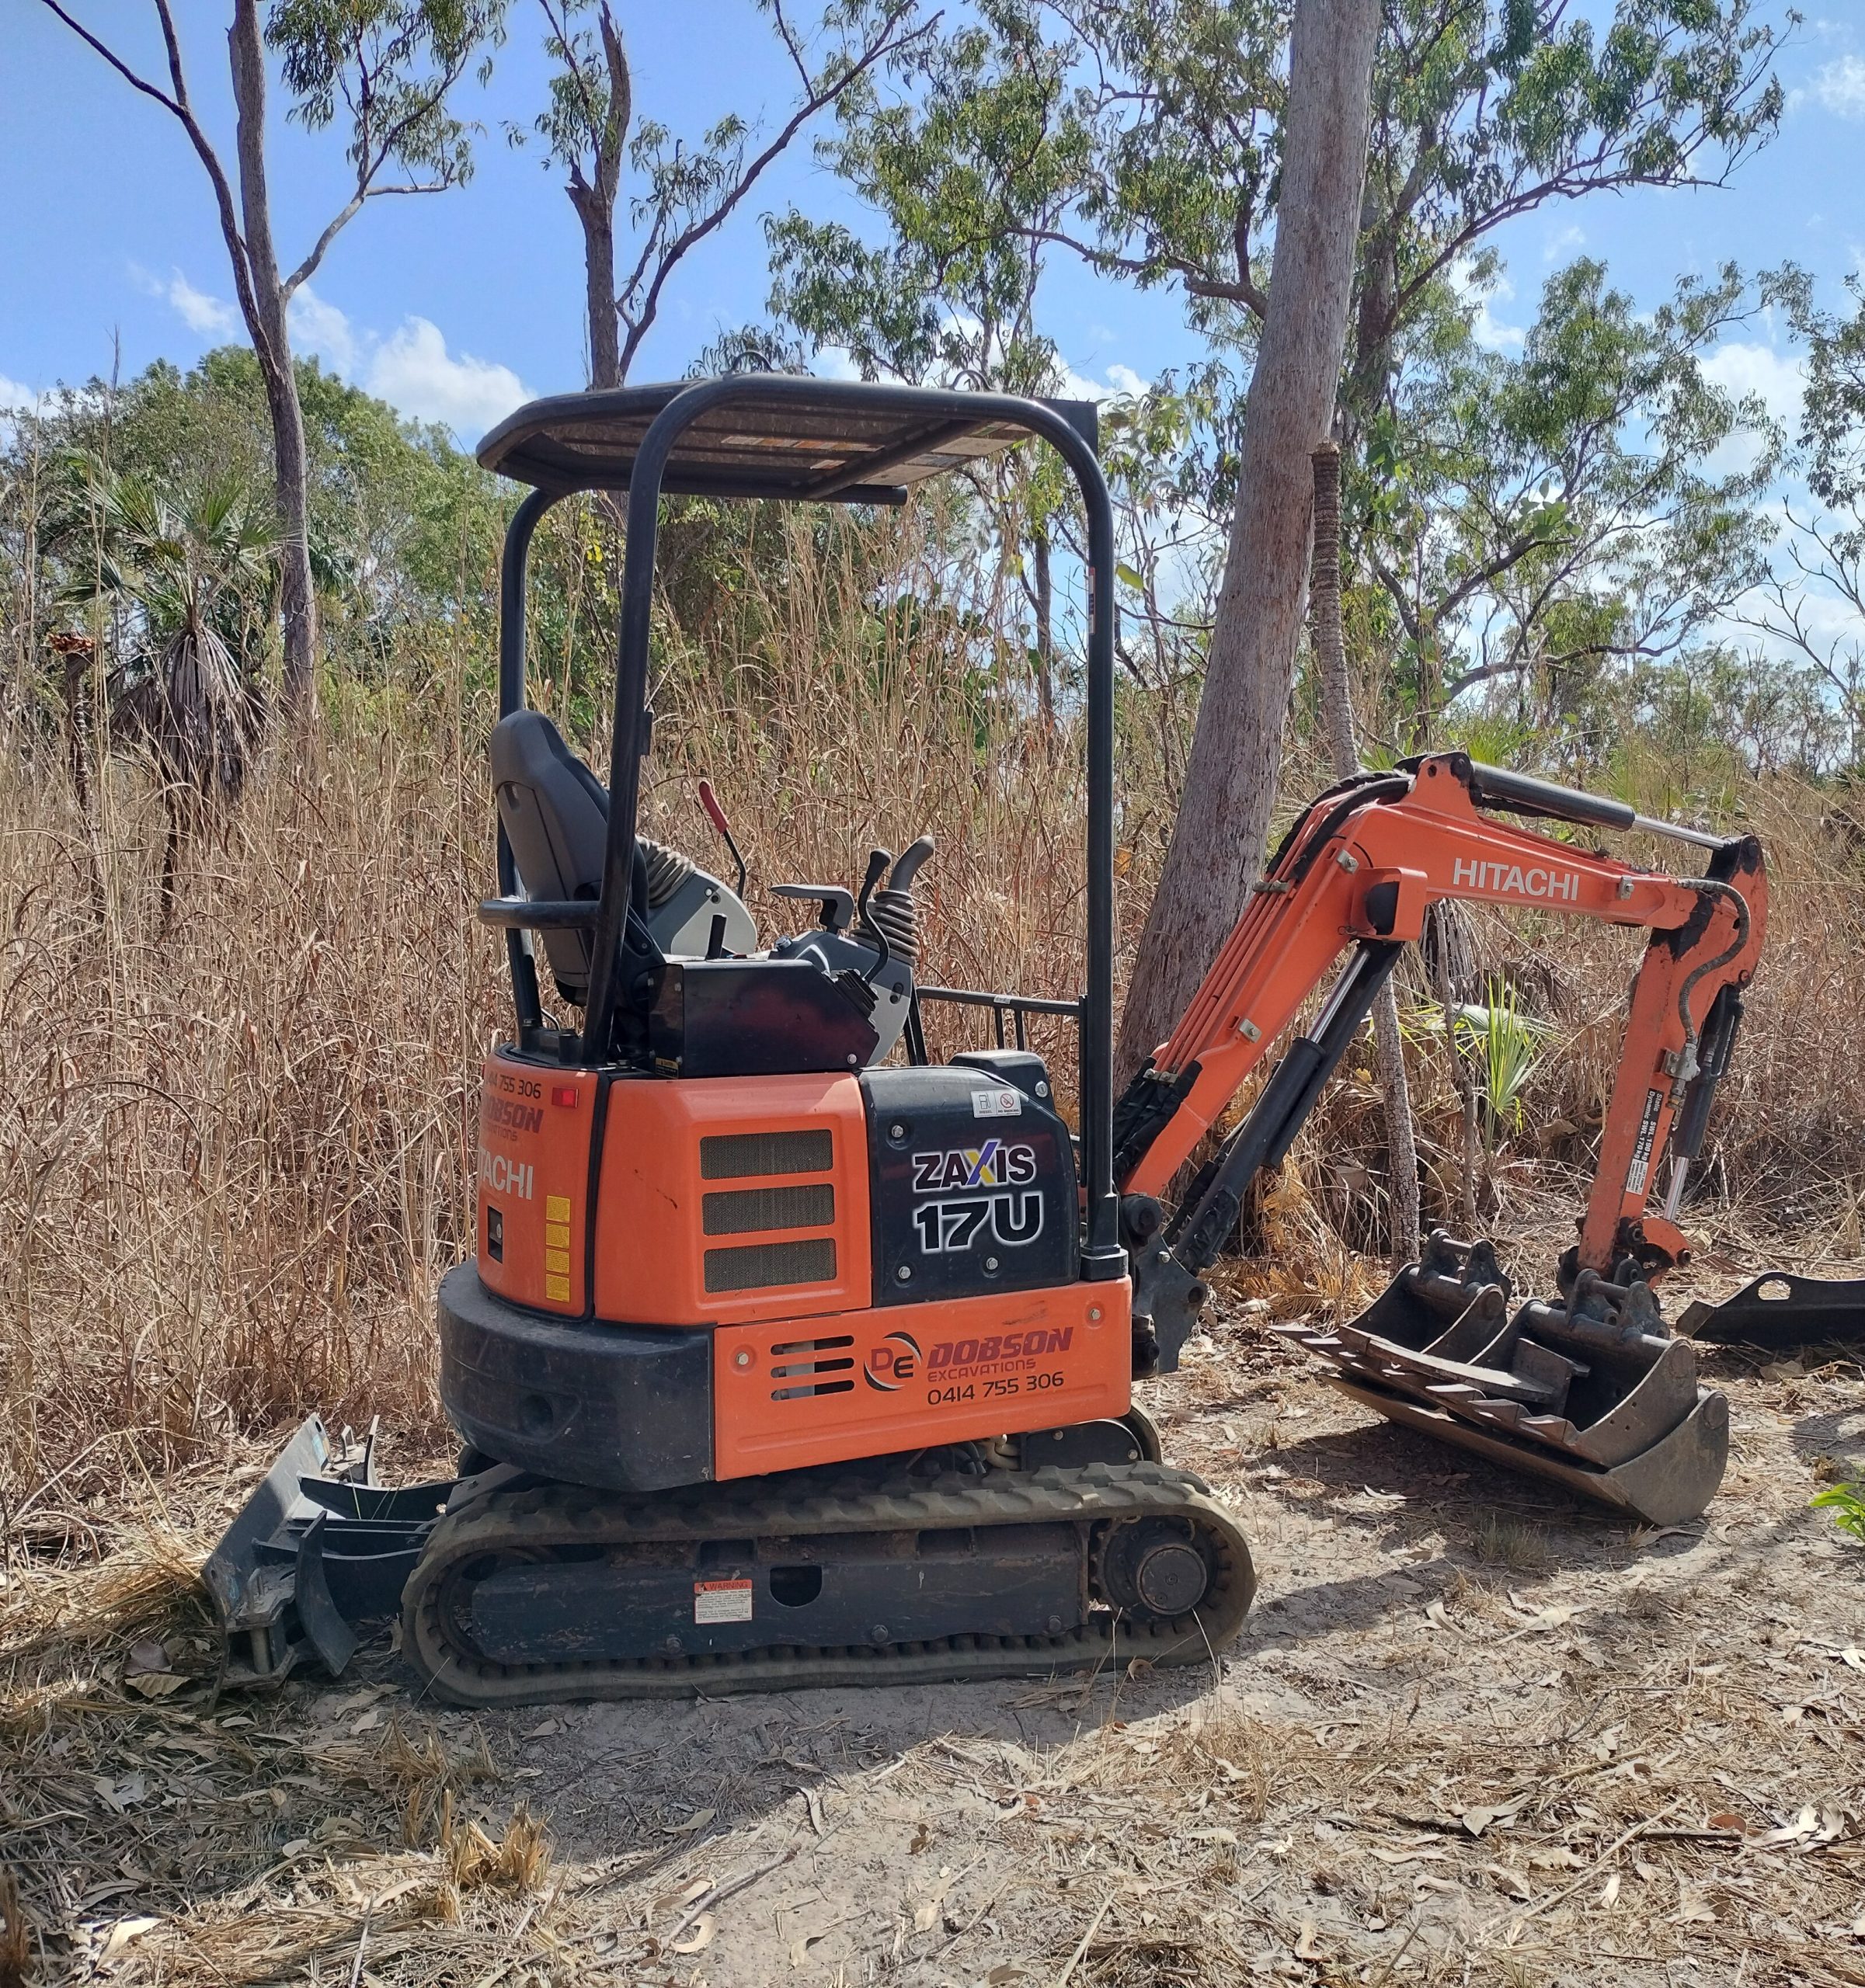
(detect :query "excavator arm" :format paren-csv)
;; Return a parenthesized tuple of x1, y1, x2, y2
(1115, 752, 1767, 1399)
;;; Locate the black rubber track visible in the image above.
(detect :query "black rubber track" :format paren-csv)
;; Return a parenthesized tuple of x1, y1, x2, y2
(403, 1461, 1254, 1705)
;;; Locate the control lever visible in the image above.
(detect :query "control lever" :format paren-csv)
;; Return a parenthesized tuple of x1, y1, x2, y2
(854, 847, 892, 987)
(887, 835, 935, 891)
(771, 883, 855, 932)
(697, 778, 748, 897)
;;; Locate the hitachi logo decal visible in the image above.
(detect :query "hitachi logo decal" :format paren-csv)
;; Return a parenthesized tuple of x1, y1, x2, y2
(1451, 857, 1580, 902)
(478, 1148, 534, 1200)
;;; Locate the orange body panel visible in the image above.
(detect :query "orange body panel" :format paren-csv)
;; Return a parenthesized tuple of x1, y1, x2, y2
(712, 1281, 1133, 1479)
(592, 1072, 872, 1326)
(475, 1053, 598, 1315)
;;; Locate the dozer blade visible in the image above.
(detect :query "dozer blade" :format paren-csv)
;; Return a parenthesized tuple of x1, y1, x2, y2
(204, 1415, 459, 1687)
(1277, 1231, 1731, 1527)
(1677, 1271, 1865, 1351)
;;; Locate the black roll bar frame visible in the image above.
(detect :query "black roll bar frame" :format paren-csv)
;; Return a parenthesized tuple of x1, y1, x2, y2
(489, 375, 1122, 1275)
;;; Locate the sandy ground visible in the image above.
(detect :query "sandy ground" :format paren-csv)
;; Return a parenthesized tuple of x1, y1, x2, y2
(4, 1290, 1863, 1987)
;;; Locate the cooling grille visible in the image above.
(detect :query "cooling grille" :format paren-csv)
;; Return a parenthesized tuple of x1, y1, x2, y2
(702, 1183, 835, 1236)
(704, 1236, 837, 1295)
(769, 1333, 855, 1399)
(699, 1129, 832, 1180)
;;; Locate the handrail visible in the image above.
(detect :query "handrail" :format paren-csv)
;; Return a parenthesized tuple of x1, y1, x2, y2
(478, 898, 599, 930)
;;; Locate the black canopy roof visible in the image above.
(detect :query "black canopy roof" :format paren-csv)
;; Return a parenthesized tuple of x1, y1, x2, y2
(476, 377, 1095, 502)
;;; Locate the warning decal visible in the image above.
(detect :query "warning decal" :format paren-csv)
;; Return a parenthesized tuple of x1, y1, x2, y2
(1626, 1086, 1665, 1197)
(694, 1579, 754, 1625)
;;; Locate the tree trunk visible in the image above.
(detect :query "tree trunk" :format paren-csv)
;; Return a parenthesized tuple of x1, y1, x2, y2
(228, 0, 318, 718)
(578, 196, 621, 389)
(573, 3, 629, 391)
(1032, 523, 1056, 739)
(1310, 440, 1418, 1266)
(1116, 0, 1381, 1082)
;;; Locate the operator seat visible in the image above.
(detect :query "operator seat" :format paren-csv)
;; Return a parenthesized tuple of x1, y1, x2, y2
(489, 709, 616, 1006)
(490, 713, 875, 1078)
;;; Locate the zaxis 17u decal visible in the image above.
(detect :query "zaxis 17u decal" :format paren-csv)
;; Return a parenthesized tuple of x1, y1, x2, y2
(909, 1138, 1046, 1255)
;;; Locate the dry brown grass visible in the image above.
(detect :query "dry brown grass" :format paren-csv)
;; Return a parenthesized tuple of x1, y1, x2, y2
(6, 503, 1865, 1520)
(3, 504, 1865, 1982)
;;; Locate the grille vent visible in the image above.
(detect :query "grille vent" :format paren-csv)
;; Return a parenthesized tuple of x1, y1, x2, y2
(700, 1129, 832, 1180)
(704, 1236, 837, 1295)
(770, 1333, 855, 1400)
(702, 1183, 834, 1236)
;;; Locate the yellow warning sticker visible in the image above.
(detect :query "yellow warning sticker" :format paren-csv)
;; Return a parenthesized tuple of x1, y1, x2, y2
(545, 1222, 570, 1250)
(545, 1247, 570, 1275)
(545, 1274, 571, 1302)
(545, 1194, 572, 1223)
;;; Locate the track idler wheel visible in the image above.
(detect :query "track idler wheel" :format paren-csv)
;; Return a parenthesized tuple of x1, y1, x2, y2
(1098, 1515, 1214, 1619)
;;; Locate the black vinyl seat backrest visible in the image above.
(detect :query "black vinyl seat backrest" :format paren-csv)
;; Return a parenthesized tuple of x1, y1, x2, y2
(490, 710, 611, 1003)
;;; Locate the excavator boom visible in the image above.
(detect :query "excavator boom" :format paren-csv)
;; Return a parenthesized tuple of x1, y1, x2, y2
(1112, 752, 1767, 1527)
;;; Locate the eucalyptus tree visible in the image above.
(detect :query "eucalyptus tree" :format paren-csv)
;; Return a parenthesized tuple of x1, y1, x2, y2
(39, 0, 507, 717)
(1365, 259, 1780, 748)
(1728, 272, 1865, 771)
(518, 0, 925, 387)
(1068, 0, 1786, 1069)
(767, 5, 1087, 721)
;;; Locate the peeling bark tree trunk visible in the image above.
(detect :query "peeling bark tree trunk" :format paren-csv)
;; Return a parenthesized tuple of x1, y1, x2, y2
(228, 0, 317, 718)
(1310, 440, 1419, 1266)
(1117, 0, 1381, 1082)
(567, 2, 629, 389)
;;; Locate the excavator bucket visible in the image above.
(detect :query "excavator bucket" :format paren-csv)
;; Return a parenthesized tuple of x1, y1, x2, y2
(1278, 1232, 1728, 1527)
(1676, 1272, 1865, 1353)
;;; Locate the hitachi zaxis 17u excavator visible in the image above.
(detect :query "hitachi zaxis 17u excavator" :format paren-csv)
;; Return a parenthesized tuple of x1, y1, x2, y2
(207, 376, 1773, 1705)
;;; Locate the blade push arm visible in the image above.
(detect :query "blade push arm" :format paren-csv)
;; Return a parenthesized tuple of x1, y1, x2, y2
(1118, 753, 1767, 1370)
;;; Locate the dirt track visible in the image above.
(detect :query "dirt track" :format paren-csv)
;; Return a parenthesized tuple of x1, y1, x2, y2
(5, 1294, 1863, 1986)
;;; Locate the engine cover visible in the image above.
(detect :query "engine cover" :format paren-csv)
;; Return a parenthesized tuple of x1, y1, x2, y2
(861, 1062, 1077, 1305)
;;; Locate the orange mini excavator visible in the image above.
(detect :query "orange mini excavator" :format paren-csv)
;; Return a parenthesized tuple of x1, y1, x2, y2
(208, 377, 1768, 1704)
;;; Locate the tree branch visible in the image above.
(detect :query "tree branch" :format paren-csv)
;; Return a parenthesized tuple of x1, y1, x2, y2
(617, 0, 924, 375)
(41, 2, 273, 364)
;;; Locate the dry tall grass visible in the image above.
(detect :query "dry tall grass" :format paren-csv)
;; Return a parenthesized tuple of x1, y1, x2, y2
(5, 501, 1865, 1531)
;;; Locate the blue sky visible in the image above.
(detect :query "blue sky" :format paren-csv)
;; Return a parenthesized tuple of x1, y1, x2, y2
(1, 2, 1860, 449)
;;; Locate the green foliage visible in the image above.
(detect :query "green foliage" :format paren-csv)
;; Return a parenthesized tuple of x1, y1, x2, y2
(1359, 256, 1780, 742)
(1453, 978, 1548, 1137)
(270, 0, 507, 192)
(1811, 1481, 1865, 1545)
(770, 4, 1085, 394)
(53, 451, 278, 801)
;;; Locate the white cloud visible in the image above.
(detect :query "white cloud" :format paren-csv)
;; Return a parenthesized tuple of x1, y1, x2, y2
(1054, 358, 1150, 402)
(811, 346, 866, 382)
(137, 265, 240, 336)
(1449, 260, 1524, 351)
(0, 374, 43, 415)
(365, 317, 530, 436)
(141, 266, 529, 440)
(1702, 340, 1806, 426)
(1543, 224, 1586, 264)
(1811, 54, 1865, 117)
(288, 283, 358, 374)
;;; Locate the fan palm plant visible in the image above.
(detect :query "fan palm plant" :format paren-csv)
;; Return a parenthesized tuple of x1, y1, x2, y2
(57, 457, 278, 921)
